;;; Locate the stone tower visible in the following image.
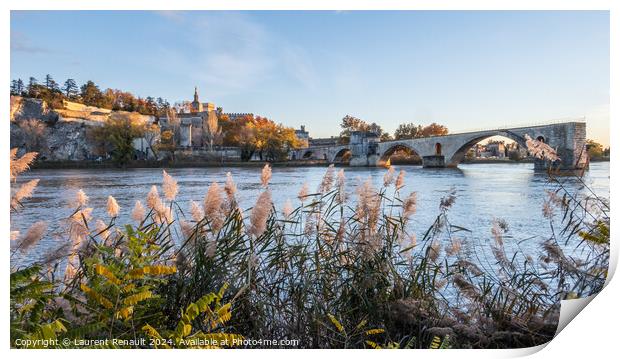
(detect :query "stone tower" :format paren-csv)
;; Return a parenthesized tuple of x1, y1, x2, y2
(191, 86, 203, 113)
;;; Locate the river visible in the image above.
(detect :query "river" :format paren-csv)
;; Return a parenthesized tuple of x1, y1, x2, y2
(10, 162, 610, 265)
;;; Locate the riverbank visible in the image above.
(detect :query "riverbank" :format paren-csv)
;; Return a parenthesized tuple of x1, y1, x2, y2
(30, 156, 609, 170)
(32, 159, 334, 170)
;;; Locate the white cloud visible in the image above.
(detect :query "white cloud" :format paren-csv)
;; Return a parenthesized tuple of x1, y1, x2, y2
(11, 32, 51, 54)
(280, 45, 319, 91)
(152, 11, 330, 98)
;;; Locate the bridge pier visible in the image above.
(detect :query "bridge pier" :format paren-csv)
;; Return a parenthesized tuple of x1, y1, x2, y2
(422, 155, 446, 168)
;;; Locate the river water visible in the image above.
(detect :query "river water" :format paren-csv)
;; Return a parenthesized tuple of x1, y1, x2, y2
(11, 162, 609, 265)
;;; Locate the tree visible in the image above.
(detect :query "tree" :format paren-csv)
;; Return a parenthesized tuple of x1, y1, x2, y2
(10, 79, 25, 96)
(141, 123, 161, 160)
(339, 115, 388, 144)
(586, 139, 605, 158)
(339, 115, 369, 143)
(419, 123, 448, 137)
(27, 77, 39, 97)
(393, 122, 449, 139)
(251, 118, 301, 161)
(80, 80, 105, 107)
(203, 110, 222, 151)
(156, 97, 170, 117)
(44, 74, 59, 92)
(218, 114, 300, 161)
(394, 123, 422, 140)
(158, 109, 182, 161)
(88, 114, 143, 166)
(62, 79, 79, 99)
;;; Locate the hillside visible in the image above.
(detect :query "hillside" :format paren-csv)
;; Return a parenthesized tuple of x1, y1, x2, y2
(10, 96, 155, 161)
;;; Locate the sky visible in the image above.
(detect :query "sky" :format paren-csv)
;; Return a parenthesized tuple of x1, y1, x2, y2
(10, 11, 610, 146)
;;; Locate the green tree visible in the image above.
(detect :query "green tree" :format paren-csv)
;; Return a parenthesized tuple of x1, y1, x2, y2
(586, 139, 605, 158)
(27, 77, 39, 97)
(89, 113, 144, 166)
(44, 74, 59, 92)
(62, 79, 79, 99)
(10, 79, 25, 96)
(80, 80, 105, 107)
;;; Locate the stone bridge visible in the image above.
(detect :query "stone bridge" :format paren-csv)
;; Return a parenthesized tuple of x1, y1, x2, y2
(290, 121, 587, 170)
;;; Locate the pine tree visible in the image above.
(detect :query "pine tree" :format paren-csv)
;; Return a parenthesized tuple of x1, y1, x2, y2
(44, 74, 59, 92)
(80, 80, 104, 107)
(17, 79, 25, 95)
(27, 77, 38, 97)
(62, 79, 78, 99)
(10, 80, 20, 95)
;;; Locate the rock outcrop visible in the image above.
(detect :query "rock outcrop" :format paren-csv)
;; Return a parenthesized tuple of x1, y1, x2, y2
(10, 96, 155, 161)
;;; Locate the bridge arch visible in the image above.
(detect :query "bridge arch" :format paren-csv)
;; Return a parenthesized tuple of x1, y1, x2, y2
(447, 130, 528, 167)
(378, 143, 424, 166)
(302, 150, 314, 159)
(331, 147, 352, 163)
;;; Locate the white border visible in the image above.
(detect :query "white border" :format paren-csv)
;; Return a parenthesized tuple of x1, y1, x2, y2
(3, 1, 617, 358)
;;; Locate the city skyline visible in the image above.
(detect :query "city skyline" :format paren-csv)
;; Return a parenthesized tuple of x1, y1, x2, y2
(11, 10, 610, 146)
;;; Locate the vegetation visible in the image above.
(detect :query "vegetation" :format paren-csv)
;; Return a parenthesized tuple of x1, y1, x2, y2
(219, 114, 301, 161)
(11, 75, 171, 116)
(9, 134, 609, 349)
(88, 113, 146, 166)
(11, 75, 305, 163)
(393, 122, 449, 140)
(586, 139, 610, 159)
(339, 115, 392, 143)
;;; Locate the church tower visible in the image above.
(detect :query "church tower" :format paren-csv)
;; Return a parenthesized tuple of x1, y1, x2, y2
(191, 86, 203, 113)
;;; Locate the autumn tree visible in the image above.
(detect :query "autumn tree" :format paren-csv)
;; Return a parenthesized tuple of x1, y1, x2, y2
(419, 122, 448, 137)
(586, 140, 607, 159)
(394, 122, 449, 139)
(394, 123, 422, 140)
(157, 109, 182, 161)
(339, 115, 389, 144)
(219, 115, 300, 161)
(251, 117, 301, 161)
(203, 110, 222, 151)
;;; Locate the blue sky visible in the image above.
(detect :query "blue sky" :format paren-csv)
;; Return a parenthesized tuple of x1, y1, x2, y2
(11, 11, 609, 145)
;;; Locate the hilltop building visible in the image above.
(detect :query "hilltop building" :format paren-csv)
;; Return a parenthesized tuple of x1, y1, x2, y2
(160, 87, 219, 148)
